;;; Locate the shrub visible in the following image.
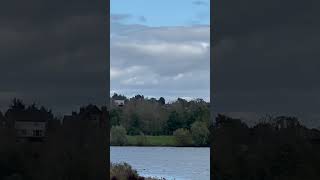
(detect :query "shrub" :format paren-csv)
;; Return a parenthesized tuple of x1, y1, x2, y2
(110, 162, 164, 180)
(110, 162, 139, 180)
(110, 126, 128, 146)
(173, 128, 192, 146)
(191, 121, 210, 146)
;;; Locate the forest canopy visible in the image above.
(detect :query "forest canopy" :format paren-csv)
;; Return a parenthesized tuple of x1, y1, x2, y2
(110, 93, 211, 136)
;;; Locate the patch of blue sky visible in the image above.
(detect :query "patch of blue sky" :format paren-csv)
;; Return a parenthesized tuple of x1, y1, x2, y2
(110, 0, 210, 27)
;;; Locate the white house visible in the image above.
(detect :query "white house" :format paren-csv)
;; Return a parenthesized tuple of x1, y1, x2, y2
(15, 121, 46, 139)
(114, 100, 125, 107)
(275, 116, 300, 129)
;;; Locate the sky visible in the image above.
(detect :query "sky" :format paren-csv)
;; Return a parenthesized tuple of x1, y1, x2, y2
(1, 0, 320, 127)
(212, 0, 320, 128)
(0, 0, 107, 115)
(111, 0, 209, 26)
(110, 0, 210, 102)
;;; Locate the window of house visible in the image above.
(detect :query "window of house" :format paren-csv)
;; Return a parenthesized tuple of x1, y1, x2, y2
(33, 130, 43, 137)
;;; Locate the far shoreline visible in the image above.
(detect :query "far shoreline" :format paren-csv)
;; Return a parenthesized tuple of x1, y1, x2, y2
(110, 134, 210, 147)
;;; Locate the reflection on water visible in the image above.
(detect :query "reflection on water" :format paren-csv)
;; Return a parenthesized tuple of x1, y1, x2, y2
(110, 146, 210, 180)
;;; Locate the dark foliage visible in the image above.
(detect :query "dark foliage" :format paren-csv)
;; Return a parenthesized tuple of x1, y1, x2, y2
(0, 98, 108, 180)
(212, 114, 320, 180)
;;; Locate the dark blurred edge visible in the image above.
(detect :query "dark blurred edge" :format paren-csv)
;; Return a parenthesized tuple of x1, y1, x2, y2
(106, 0, 110, 179)
(210, 1, 214, 180)
(209, 0, 320, 179)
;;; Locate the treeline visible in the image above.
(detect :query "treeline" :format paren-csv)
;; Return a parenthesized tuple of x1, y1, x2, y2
(212, 114, 320, 180)
(1, 98, 58, 129)
(109, 94, 211, 146)
(0, 98, 108, 128)
(0, 98, 107, 180)
(110, 93, 211, 135)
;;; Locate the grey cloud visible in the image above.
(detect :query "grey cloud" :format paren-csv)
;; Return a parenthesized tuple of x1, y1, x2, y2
(213, 0, 320, 126)
(0, 0, 107, 114)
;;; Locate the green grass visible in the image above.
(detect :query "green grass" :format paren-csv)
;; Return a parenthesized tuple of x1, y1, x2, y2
(127, 135, 176, 146)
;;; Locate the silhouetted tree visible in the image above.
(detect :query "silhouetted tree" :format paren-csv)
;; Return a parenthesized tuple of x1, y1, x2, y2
(158, 97, 165, 105)
(112, 93, 127, 101)
(212, 114, 320, 180)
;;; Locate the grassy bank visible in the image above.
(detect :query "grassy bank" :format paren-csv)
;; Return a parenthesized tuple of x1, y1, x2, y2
(127, 135, 176, 146)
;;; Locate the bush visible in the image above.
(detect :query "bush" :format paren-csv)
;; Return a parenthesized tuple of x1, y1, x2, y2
(191, 121, 210, 146)
(110, 162, 164, 180)
(110, 126, 128, 146)
(173, 128, 192, 146)
(110, 162, 139, 180)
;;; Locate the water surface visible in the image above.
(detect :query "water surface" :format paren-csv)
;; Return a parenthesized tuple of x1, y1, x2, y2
(110, 146, 210, 180)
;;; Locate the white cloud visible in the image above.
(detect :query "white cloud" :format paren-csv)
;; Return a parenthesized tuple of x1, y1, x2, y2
(173, 73, 184, 80)
(110, 68, 123, 79)
(111, 22, 210, 101)
(114, 41, 207, 57)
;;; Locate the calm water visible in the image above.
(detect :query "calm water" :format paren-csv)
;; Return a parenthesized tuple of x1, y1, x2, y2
(110, 146, 210, 180)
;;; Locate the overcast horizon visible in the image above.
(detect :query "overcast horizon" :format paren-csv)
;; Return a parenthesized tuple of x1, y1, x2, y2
(110, 0, 210, 102)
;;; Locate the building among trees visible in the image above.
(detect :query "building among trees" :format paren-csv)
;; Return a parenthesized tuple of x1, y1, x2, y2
(114, 100, 125, 107)
(15, 120, 47, 142)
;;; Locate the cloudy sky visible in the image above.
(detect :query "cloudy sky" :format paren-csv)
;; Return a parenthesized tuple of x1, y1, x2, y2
(2, 0, 320, 127)
(213, 0, 320, 128)
(0, 0, 107, 114)
(110, 0, 210, 102)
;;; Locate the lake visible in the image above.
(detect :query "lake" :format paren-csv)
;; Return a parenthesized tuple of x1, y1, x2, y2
(110, 146, 210, 180)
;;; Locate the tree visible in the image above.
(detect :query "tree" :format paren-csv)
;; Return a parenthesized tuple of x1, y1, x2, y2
(128, 113, 141, 135)
(5, 99, 27, 127)
(110, 126, 128, 146)
(173, 128, 192, 146)
(191, 121, 210, 146)
(111, 93, 127, 101)
(158, 97, 165, 105)
(167, 111, 183, 134)
(0, 111, 5, 126)
(109, 109, 121, 127)
(132, 95, 144, 101)
(9, 98, 25, 112)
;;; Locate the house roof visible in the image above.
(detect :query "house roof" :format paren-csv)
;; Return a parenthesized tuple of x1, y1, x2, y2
(15, 119, 46, 122)
(63, 115, 77, 122)
(79, 105, 102, 114)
